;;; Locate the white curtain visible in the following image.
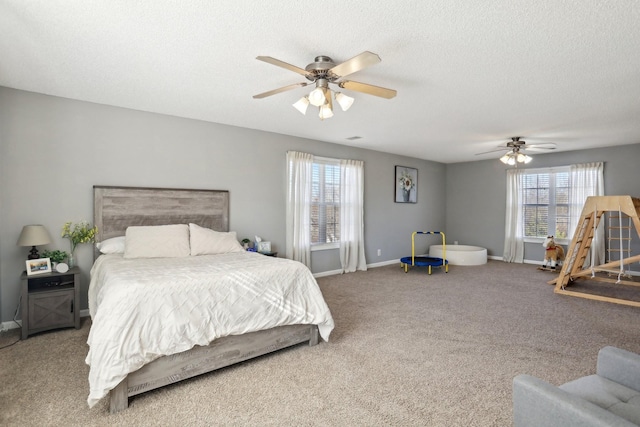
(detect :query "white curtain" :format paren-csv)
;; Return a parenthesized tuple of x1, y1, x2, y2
(285, 151, 313, 267)
(503, 169, 524, 263)
(569, 162, 604, 266)
(339, 159, 367, 273)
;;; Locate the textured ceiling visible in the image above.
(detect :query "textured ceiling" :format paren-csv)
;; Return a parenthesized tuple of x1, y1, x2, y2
(2, 1, 639, 163)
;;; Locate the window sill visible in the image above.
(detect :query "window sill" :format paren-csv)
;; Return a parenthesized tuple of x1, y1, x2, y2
(524, 237, 570, 246)
(311, 242, 340, 251)
(524, 237, 543, 244)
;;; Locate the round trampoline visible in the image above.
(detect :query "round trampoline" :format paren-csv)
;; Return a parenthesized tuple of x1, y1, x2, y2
(400, 256, 448, 275)
(400, 231, 449, 275)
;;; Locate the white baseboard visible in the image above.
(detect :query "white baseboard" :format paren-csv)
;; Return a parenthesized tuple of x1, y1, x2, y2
(312, 258, 401, 278)
(492, 255, 558, 266)
(366, 259, 402, 269)
(1, 320, 21, 331)
(313, 269, 343, 278)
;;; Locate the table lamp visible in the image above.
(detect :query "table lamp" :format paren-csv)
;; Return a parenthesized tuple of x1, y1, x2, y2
(17, 225, 52, 259)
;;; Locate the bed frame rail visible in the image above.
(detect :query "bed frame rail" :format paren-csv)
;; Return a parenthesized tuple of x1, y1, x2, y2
(110, 324, 319, 413)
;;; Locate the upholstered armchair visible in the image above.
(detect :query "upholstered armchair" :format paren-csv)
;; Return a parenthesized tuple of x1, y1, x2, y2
(513, 346, 640, 426)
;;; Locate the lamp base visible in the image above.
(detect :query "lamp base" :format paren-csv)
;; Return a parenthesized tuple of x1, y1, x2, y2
(27, 246, 40, 260)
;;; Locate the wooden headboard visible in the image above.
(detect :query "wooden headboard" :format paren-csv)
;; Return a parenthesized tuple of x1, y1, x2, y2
(93, 186, 230, 243)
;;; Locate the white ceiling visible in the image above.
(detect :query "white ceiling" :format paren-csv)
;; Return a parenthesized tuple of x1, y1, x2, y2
(2, 1, 639, 163)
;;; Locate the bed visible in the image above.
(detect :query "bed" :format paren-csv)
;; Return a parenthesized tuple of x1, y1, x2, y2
(87, 186, 334, 412)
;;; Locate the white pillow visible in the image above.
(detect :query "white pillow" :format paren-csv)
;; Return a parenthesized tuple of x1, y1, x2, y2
(189, 223, 244, 255)
(96, 236, 126, 254)
(124, 224, 190, 259)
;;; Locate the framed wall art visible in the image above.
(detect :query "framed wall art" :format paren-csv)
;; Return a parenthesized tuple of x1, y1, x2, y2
(395, 166, 417, 203)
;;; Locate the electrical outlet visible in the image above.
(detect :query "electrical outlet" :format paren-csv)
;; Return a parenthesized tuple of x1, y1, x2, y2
(377, 249, 381, 256)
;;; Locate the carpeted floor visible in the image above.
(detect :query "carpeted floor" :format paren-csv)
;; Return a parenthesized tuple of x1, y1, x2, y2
(1, 260, 639, 426)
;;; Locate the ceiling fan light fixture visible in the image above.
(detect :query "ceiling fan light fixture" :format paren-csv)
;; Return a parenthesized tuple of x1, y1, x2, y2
(293, 96, 309, 115)
(335, 92, 354, 111)
(500, 151, 518, 165)
(500, 149, 533, 166)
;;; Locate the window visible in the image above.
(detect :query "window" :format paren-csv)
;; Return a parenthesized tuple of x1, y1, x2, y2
(504, 162, 603, 264)
(286, 151, 365, 269)
(522, 167, 570, 240)
(310, 159, 340, 245)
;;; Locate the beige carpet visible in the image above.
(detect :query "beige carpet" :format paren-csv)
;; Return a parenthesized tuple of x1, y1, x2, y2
(1, 261, 640, 426)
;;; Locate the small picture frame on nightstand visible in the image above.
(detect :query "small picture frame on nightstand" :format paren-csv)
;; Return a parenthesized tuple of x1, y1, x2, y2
(257, 241, 272, 253)
(26, 258, 52, 276)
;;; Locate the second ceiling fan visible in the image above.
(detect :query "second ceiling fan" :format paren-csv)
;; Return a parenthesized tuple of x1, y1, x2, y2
(253, 51, 397, 119)
(477, 137, 557, 165)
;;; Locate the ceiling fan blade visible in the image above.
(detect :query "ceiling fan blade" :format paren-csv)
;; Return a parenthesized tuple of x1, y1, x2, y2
(475, 148, 510, 156)
(329, 51, 381, 78)
(256, 56, 310, 77)
(523, 143, 557, 152)
(253, 82, 309, 99)
(338, 80, 397, 99)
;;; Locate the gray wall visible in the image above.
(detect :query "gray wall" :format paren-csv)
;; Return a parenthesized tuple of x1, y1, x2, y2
(445, 143, 640, 262)
(0, 87, 446, 323)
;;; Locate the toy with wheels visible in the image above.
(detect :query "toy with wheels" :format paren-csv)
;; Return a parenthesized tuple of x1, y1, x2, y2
(400, 231, 449, 275)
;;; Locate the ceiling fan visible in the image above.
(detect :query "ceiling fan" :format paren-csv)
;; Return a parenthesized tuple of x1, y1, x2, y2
(253, 51, 397, 119)
(476, 137, 557, 165)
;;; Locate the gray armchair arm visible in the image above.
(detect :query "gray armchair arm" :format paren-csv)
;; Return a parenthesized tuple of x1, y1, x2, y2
(597, 346, 640, 392)
(513, 374, 636, 427)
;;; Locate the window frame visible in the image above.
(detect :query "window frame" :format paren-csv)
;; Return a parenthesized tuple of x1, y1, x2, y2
(310, 156, 341, 251)
(521, 166, 571, 244)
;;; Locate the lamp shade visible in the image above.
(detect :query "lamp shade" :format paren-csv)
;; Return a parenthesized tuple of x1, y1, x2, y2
(319, 104, 334, 119)
(292, 96, 309, 115)
(517, 153, 533, 164)
(335, 92, 354, 111)
(308, 87, 326, 107)
(17, 225, 52, 246)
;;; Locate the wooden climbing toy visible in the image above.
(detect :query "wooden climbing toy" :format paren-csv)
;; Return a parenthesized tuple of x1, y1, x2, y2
(549, 195, 640, 307)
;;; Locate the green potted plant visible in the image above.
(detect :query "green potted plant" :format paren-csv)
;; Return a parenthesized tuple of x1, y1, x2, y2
(41, 249, 69, 269)
(241, 238, 251, 249)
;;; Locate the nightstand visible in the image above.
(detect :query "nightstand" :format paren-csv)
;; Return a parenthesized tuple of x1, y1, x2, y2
(260, 251, 278, 257)
(20, 267, 81, 339)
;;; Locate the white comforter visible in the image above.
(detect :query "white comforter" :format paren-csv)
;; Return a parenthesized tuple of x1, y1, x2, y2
(86, 252, 334, 407)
